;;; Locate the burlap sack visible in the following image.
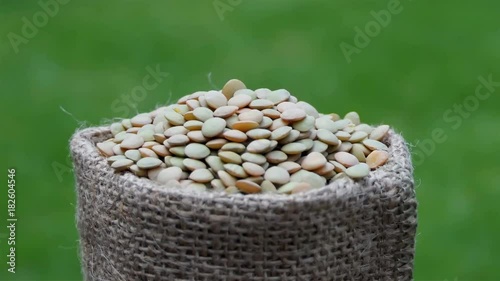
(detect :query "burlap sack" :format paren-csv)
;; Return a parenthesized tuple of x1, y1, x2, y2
(70, 126, 417, 281)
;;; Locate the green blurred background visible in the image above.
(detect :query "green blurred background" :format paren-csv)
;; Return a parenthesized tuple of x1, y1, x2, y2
(1, 0, 499, 280)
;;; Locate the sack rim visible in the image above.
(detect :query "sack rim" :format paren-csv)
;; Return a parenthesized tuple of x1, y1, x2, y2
(70, 125, 414, 204)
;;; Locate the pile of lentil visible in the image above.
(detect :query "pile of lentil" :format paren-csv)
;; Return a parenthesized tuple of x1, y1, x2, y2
(96, 79, 390, 194)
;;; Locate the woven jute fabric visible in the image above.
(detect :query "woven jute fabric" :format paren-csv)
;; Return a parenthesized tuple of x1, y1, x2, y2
(70, 126, 417, 281)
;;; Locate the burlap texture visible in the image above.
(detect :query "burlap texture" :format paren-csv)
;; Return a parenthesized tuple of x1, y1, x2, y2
(70, 126, 417, 281)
